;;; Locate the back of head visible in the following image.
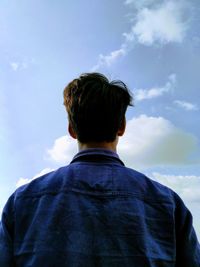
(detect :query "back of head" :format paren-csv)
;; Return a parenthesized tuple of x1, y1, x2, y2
(63, 72, 133, 143)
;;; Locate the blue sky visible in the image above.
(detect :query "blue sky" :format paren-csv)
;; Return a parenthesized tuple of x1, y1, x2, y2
(0, 0, 200, 238)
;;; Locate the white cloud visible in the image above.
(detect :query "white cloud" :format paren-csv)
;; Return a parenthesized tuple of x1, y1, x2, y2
(152, 172, 200, 202)
(174, 100, 199, 111)
(135, 73, 176, 101)
(47, 135, 77, 164)
(16, 167, 54, 188)
(118, 114, 198, 167)
(130, 1, 189, 45)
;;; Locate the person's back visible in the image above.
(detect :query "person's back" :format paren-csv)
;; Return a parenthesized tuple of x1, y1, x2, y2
(1, 73, 200, 266)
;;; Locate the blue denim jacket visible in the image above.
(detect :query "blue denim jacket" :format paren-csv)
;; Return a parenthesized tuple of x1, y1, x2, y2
(0, 148, 200, 266)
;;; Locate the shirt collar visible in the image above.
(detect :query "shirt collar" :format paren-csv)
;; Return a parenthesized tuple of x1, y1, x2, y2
(70, 148, 125, 166)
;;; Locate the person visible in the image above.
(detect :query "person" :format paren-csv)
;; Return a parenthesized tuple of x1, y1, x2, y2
(0, 73, 200, 267)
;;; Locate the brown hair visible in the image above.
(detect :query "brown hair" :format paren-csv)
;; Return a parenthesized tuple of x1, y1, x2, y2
(63, 72, 133, 143)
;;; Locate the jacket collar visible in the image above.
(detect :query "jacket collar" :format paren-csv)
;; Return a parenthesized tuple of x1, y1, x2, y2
(70, 148, 125, 166)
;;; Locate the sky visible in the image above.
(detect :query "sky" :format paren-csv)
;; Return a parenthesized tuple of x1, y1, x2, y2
(0, 0, 200, 239)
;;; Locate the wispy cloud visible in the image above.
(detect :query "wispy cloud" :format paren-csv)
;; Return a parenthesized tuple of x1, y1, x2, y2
(10, 62, 19, 71)
(9, 58, 34, 72)
(124, 0, 158, 9)
(92, 1, 190, 70)
(91, 46, 128, 71)
(134, 73, 176, 101)
(174, 100, 199, 111)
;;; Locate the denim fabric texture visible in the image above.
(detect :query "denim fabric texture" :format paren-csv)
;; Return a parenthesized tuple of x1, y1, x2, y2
(0, 148, 200, 267)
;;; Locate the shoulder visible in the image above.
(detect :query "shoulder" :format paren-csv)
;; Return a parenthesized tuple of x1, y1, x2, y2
(13, 165, 73, 200)
(119, 165, 176, 202)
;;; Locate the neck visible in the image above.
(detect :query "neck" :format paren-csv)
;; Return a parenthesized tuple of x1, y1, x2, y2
(78, 139, 118, 152)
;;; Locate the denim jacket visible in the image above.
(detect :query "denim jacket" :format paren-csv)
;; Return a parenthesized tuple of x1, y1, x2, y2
(0, 148, 200, 266)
